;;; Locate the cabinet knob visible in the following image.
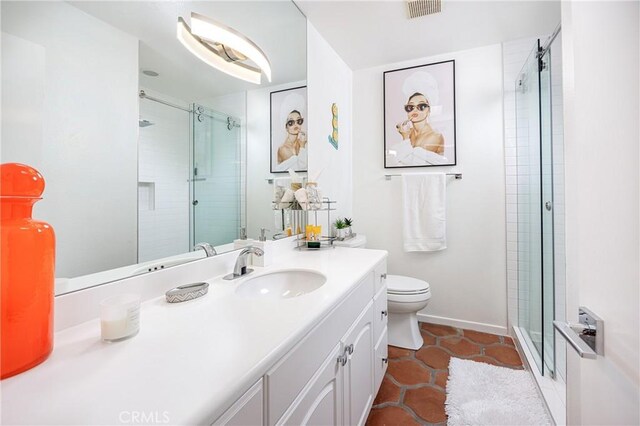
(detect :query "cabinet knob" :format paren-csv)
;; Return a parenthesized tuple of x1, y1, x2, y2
(337, 353, 348, 367)
(380, 273, 387, 280)
(381, 310, 388, 318)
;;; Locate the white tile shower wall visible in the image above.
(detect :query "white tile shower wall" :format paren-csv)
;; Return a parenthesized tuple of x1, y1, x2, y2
(503, 37, 538, 330)
(138, 88, 190, 263)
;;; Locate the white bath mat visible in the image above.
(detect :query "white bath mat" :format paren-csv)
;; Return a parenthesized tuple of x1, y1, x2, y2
(445, 358, 551, 426)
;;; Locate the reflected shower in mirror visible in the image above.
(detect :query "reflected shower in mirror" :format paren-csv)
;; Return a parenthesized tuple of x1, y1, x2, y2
(0, 1, 307, 294)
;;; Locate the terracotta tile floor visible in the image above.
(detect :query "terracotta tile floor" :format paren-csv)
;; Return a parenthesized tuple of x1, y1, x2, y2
(366, 322, 523, 426)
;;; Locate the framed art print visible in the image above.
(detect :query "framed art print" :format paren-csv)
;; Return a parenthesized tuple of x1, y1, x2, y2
(383, 60, 456, 168)
(270, 86, 307, 173)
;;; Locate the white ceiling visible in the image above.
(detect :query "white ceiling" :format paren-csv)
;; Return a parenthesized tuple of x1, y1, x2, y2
(70, 1, 307, 103)
(295, 0, 560, 70)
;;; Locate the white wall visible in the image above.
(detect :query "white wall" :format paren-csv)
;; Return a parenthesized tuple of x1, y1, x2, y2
(561, 1, 639, 424)
(353, 44, 507, 334)
(307, 23, 353, 221)
(1, 2, 139, 278)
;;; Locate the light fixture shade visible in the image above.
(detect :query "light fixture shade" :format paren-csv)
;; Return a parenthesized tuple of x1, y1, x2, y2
(176, 14, 271, 84)
(190, 13, 272, 83)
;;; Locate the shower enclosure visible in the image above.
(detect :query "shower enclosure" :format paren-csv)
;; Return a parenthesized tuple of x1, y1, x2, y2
(138, 92, 244, 262)
(190, 105, 243, 248)
(515, 27, 565, 378)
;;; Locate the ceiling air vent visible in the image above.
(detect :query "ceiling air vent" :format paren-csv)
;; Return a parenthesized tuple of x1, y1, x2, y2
(407, 0, 442, 19)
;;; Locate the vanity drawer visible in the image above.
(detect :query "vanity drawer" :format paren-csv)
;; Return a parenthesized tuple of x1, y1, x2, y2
(373, 284, 388, 344)
(266, 273, 374, 424)
(373, 328, 388, 394)
(373, 260, 387, 295)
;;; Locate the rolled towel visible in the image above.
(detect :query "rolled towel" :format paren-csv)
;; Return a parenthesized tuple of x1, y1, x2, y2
(273, 186, 285, 205)
(281, 188, 294, 202)
(294, 188, 309, 210)
(278, 188, 295, 209)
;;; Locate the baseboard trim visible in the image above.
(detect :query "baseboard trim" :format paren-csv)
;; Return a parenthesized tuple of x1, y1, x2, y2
(416, 313, 508, 336)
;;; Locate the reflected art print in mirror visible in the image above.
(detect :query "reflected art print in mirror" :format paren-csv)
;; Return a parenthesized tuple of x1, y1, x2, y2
(1, 0, 306, 294)
(383, 60, 456, 168)
(270, 86, 308, 173)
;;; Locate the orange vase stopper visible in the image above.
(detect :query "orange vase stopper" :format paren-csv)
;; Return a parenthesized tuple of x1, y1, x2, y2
(1, 163, 55, 379)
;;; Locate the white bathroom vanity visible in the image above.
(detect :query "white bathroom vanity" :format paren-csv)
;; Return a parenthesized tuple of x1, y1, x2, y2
(1, 245, 388, 425)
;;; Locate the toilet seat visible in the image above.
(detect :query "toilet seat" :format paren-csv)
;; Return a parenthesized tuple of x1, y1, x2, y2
(387, 290, 431, 303)
(386, 275, 430, 295)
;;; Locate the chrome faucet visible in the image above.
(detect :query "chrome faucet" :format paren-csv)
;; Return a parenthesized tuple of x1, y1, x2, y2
(194, 242, 216, 257)
(224, 246, 264, 280)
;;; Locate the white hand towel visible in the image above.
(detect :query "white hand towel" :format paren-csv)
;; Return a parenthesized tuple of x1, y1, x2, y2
(402, 173, 446, 252)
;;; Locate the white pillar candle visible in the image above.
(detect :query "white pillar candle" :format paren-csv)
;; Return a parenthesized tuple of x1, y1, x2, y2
(100, 294, 140, 342)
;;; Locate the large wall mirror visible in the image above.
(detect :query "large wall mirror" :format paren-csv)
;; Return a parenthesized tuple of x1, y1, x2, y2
(1, 1, 307, 294)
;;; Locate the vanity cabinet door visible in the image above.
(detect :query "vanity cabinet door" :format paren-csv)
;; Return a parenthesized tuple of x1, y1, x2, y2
(212, 379, 263, 426)
(276, 343, 343, 426)
(373, 284, 388, 344)
(373, 261, 387, 296)
(266, 273, 373, 424)
(373, 328, 388, 394)
(343, 301, 374, 426)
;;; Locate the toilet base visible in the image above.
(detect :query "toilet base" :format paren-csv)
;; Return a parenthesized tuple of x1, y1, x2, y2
(388, 311, 423, 350)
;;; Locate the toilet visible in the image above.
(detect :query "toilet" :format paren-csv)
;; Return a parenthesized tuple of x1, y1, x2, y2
(333, 235, 432, 350)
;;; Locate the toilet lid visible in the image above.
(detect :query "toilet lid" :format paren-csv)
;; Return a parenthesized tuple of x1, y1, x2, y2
(387, 275, 430, 295)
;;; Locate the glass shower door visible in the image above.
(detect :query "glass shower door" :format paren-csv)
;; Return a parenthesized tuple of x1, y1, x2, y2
(539, 48, 556, 377)
(516, 39, 557, 376)
(516, 43, 544, 373)
(191, 105, 242, 247)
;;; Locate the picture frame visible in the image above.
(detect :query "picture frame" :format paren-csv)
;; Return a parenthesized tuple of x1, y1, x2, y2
(270, 86, 308, 173)
(383, 60, 456, 168)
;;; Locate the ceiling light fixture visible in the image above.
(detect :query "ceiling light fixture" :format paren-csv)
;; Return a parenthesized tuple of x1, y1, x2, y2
(177, 13, 271, 84)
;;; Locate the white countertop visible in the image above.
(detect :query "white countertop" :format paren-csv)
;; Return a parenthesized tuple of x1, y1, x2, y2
(1, 248, 387, 425)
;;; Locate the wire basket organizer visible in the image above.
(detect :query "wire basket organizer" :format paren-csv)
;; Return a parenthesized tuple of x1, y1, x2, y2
(295, 198, 339, 250)
(272, 197, 339, 250)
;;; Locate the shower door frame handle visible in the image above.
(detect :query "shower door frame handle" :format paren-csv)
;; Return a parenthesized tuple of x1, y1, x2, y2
(553, 306, 604, 359)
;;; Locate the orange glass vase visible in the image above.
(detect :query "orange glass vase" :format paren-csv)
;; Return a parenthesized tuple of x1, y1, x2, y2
(1, 163, 55, 379)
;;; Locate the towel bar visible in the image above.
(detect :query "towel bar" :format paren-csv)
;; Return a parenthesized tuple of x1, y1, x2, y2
(384, 173, 462, 180)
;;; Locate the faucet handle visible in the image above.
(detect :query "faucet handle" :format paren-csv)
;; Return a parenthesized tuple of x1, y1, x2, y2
(259, 228, 270, 242)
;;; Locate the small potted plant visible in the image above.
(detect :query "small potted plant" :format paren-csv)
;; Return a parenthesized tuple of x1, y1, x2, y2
(344, 217, 353, 237)
(334, 218, 347, 239)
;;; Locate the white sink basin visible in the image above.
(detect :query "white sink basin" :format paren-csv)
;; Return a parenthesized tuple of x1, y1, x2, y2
(235, 269, 326, 300)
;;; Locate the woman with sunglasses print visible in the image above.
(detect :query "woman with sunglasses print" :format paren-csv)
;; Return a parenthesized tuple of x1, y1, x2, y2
(277, 110, 307, 165)
(395, 92, 444, 155)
